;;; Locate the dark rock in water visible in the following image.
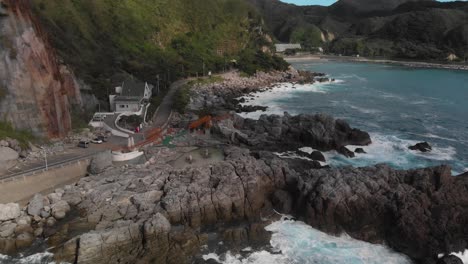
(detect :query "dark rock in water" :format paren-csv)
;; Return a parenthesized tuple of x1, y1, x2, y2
(236, 105, 268, 113)
(296, 150, 326, 162)
(286, 164, 468, 264)
(338, 146, 355, 158)
(217, 113, 372, 153)
(288, 156, 323, 171)
(316, 77, 330, 83)
(355, 148, 366, 154)
(437, 255, 463, 264)
(457, 171, 468, 177)
(409, 142, 432, 152)
(310, 151, 326, 162)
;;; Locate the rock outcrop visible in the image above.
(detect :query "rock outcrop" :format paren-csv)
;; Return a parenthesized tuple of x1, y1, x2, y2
(409, 142, 432, 152)
(213, 113, 371, 155)
(277, 164, 468, 264)
(0, 0, 82, 138)
(88, 151, 113, 175)
(187, 70, 318, 112)
(48, 147, 294, 263)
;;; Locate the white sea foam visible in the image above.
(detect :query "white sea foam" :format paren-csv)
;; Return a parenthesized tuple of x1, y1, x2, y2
(451, 250, 468, 264)
(319, 133, 457, 169)
(238, 81, 341, 119)
(203, 219, 411, 264)
(0, 252, 65, 264)
(348, 104, 381, 114)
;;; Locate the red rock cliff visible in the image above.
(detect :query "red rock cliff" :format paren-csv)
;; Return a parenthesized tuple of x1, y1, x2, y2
(0, 0, 82, 138)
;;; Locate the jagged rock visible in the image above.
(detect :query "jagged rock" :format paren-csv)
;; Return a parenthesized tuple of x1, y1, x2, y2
(437, 255, 463, 264)
(338, 146, 355, 158)
(355, 148, 366, 154)
(0, 223, 17, 238)
(310, 151, 326, 162)
(0, 203, 20, 221)
(61, 190, 82, 206)
(286, 165, 468, 263)
(47, 193, 62, 204)
(131, 190, 163, 210)
(27, 194, 45, 216)
(228, 113, 371, 152)
(0, 147, 19, 171)
(51, 200, 70, 220)
(409, 142, 432, 152)
(88, 151, 113, 174)
(270, 190, 293, 214)
(297, 150, 326, 162)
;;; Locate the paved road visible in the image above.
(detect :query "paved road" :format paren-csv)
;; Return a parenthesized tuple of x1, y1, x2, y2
(152, 79, 189, 127)
(1, 147, 102, 180)
(0, 79, 189, 179)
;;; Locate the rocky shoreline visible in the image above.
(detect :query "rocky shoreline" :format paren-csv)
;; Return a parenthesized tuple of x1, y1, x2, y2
(0, 70, 466, 264)
(284, 55, 468, 72)
(187, 69, 328, 114)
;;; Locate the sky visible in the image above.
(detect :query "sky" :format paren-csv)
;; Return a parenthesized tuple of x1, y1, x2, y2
(280, 0, 465, 6)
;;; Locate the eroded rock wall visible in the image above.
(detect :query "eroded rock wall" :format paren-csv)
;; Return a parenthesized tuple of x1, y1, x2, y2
(0, 0, 81, 138)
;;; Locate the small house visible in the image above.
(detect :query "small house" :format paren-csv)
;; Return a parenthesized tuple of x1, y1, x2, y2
(112, 79, 153, 113)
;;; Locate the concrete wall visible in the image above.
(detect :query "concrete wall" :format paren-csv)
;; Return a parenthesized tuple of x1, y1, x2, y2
(0, 159, 90, 204)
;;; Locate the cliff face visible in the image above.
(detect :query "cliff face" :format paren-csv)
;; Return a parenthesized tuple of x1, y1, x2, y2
(0, 0, 81, 138)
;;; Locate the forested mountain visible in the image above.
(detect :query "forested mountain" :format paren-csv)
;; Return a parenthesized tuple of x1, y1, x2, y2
(248, 0, 468, 60)
(30, 0, 283, 99)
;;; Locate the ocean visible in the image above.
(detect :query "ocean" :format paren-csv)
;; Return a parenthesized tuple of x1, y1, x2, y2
(240, 61, 468, 175)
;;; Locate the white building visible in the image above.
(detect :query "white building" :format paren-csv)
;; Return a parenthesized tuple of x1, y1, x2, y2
(275, 43, 302, 53)
(112, 79, 153, 113)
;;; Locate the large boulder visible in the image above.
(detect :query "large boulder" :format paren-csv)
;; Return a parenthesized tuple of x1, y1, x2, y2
(51, 200, 70, 220)
(0, 147, 19, 172)
(27, 194, 46, 216)
(409, 142, 432, 152)
(88, 151, 113, 174)
(0, 203, 20, 221)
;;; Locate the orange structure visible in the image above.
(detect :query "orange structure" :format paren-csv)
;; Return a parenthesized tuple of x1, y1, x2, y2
(188, 114, 233, 131)
(189, 116, 213, 130)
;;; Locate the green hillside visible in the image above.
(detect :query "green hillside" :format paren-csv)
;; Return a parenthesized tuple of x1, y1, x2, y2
(32, 0, 282, 99)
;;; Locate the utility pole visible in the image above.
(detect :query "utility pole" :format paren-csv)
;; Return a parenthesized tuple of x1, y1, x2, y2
(156, 74, 160, 95)
(202, 59, 205, 77)
(41, 147, 48, 171)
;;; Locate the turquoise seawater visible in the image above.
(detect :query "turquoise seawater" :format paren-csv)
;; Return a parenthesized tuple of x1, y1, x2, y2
(241, 61, 468, 174)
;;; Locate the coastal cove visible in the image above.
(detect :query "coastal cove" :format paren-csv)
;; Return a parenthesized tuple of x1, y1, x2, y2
(240, 61, 468, 175)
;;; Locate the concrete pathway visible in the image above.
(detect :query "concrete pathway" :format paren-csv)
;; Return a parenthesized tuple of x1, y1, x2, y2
(152, 79, 189, 127)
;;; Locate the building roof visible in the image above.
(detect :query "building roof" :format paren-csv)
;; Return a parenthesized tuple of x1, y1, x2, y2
(114, 97, 143, 102)
(121, 79, 147, 97)
(275, 43, 302, 53)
